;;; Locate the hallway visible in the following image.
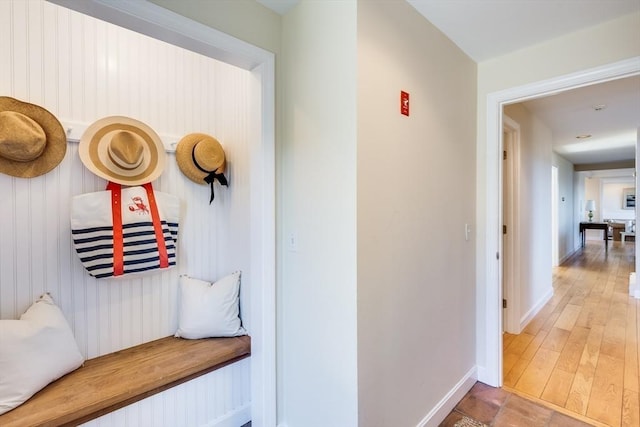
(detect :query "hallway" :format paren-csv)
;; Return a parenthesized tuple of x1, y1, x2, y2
(503, 240, 638, 426)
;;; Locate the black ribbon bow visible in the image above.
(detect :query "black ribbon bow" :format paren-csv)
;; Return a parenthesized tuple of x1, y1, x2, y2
(192, 148, 228, 204)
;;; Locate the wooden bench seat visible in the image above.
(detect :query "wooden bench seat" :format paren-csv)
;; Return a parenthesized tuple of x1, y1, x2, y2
(0, 335, 251, 427)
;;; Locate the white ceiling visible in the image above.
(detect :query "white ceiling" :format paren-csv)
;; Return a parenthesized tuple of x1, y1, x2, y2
(256, 0, 297, 15)
(258, 0, 640, 167)
(405, 0, 640, 62)
(521, 76, 640, 166)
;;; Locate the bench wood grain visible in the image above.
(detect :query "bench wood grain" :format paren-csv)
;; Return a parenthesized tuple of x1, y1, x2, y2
(0, 335, 251, 427)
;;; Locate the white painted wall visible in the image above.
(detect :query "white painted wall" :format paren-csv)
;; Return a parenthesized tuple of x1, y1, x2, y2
(602, 180, 635, 220)
(552, 153, 576, 262)
(279, 1, 358, 426)
(573, 172, 586, 251)
(357, 1, 477, 426)
(580, 176, 611, 241)
(502, 103, 553, 329)
(150, 3, 360, 425)
(475, 11, 640, 379)
(149, 0, 281, 55)
(0, 1, 253, 424)
(585, 177, 602, 221)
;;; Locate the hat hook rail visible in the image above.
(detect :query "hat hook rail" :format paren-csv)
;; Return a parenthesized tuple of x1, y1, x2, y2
(62, 119, 180, 153)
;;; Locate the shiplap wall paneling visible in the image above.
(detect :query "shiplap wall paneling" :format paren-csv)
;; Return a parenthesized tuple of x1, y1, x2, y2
(83, 359, 250, 427)
(82, 358, 251, 427)
(0, 1, 253, 424)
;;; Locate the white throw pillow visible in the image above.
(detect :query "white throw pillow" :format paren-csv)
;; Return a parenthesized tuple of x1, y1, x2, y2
(0, 293, 84, 415)
(175, 271, 247, 339)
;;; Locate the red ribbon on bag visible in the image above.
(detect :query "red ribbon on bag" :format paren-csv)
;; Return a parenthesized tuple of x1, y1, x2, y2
(107, 182, 124, 276)
(143, 182, 169, 268)
(108, 182, 168, 276)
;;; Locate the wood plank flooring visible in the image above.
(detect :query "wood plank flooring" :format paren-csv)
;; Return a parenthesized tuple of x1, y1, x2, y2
(503, 240, 639, 427)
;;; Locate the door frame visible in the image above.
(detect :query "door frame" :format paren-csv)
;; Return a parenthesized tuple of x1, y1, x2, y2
(480, 56, 640, 387)
(551, 166, 559, 268)
(502, 115, 521, 334)
(48, 0, 276, 424)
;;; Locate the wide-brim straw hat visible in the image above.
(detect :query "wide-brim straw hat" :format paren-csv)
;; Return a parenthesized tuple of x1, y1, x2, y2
(0, 97, 67, 178)
(175, 133, 228, 203)
(79, 116, 166, 186)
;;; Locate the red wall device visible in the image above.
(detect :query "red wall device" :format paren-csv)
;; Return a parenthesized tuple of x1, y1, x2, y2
(400, 91, 409, 116)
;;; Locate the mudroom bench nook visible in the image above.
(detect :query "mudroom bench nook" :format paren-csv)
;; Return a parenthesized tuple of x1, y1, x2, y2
(0, 335, 251, 427)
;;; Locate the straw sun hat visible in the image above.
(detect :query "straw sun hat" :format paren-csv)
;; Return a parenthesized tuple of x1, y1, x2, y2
(175, 133, 228, 203)
(0, 97, 67, 178)
(79, 116, 166, 186)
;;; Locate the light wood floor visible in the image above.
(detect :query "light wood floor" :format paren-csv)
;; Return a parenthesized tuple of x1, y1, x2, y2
(503, 239, 639, 427)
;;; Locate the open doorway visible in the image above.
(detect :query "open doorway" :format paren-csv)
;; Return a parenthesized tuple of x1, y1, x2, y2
(490, 61, 626, 425)
(480, 57, 640, 391)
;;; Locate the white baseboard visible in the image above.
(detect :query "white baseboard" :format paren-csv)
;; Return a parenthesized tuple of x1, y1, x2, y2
(205, 404, 251, 427)
(559, 246, 579, 265)
(520, 288, 553, 331)
(630, 272, 640, 299)
(415, 366, 477, 427)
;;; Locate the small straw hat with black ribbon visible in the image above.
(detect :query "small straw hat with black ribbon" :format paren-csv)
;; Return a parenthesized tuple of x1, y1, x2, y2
(0, 97, 67, 178)
(175, 133, 228, 204)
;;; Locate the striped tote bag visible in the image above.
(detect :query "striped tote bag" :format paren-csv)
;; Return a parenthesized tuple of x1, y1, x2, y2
(71, 182, 179, 279)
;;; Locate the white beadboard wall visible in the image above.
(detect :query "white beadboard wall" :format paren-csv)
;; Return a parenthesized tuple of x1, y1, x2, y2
(0, 1, 252, 425)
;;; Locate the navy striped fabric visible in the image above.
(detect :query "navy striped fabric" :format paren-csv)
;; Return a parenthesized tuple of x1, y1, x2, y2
(72, 220, 179, 278)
